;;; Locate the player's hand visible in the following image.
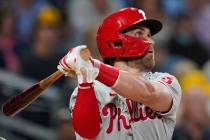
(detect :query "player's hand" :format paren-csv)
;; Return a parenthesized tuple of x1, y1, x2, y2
(57, 64, 76, 77)
(58, 45, 99, 83)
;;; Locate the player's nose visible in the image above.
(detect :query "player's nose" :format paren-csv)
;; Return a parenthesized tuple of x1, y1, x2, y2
(146, 37, 155, 46)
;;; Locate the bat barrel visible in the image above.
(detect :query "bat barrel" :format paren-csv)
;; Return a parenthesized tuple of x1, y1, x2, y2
(2, 70, 64, 117)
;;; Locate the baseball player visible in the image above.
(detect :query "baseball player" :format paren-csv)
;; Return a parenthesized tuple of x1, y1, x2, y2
(58, 7, 182, 140)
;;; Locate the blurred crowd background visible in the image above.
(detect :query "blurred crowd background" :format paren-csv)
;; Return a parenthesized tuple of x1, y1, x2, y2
(0, 0, 210, 140)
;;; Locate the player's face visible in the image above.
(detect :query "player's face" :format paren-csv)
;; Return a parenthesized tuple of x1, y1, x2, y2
(124, 26, 155, 71)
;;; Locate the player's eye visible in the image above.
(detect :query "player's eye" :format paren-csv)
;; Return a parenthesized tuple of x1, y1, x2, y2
(134, 30, 143, 38)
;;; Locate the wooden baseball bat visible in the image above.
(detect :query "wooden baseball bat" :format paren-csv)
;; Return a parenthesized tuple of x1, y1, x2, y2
(2, 70, 64, 117)
(2, 48, 90, 117)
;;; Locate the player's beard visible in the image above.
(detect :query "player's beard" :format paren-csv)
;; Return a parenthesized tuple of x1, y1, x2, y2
(140, 52, 155, 71)
(126, 52, 155, 72)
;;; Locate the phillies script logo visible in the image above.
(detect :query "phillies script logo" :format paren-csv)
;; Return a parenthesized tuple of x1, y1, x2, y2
(102, 99, 162, 133)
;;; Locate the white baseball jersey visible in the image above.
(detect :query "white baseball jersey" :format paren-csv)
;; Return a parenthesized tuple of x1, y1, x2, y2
(69, 72, 182, 140)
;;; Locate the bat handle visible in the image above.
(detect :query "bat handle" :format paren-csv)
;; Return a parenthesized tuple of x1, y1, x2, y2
(40, 70, 64, 89)
(39, 48, 90, 89)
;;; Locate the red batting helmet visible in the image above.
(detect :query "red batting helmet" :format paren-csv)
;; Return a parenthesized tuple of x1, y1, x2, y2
(97, 7, 162, 59)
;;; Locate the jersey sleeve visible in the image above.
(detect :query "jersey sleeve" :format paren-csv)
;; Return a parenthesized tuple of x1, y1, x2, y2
(153, 73, 182, 119)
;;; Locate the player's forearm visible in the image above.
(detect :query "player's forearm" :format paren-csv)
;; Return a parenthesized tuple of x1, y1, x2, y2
(96, 62, 157, 103)
(113, 70, 157, 103)
(114, 71, 173, 112)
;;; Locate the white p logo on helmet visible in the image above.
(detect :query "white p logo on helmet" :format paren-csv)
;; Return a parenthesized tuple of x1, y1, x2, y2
(138, 9, 146, 19)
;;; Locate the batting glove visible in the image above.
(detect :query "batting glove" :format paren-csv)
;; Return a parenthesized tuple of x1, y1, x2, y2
(58, 45, 99, 84)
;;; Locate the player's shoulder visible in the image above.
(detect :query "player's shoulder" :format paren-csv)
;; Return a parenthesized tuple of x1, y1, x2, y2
(145, 72, 176, 80)
(151, 72, 182, 94)
(153, 71, 174, 77)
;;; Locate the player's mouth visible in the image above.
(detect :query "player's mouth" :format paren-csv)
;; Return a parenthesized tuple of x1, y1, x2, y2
(148, 50, 153, 53)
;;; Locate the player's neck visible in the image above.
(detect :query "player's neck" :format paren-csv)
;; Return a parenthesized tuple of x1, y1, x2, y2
(114, 61, 149, 75)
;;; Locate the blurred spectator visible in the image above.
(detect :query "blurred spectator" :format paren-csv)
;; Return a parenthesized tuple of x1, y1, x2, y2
(203, 60, 210, 82)
(171, 59, 198, 78)
(67, 0, 122, 44)
(154, 48, 185, 74)
(180, 69, 210, 96)
(0, 0, 13, 10)
(0, 10, 20, 73)
(13, 0, 48, 43)
(47, 0, 68, 12)
(154, 45, 171, 72)
(172, 89, 210, 140)
(37, 6, 61, 27)
(57, 108, 76, 140)
(186, 0, 210, 52)
(83, 24, 102, 61)
(135, 0, 163, 19)
(19, 6, 62, 80)
(167, 14, 209, 67)
(122, 0, 135, 7)
(161, 0, 187, 18)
